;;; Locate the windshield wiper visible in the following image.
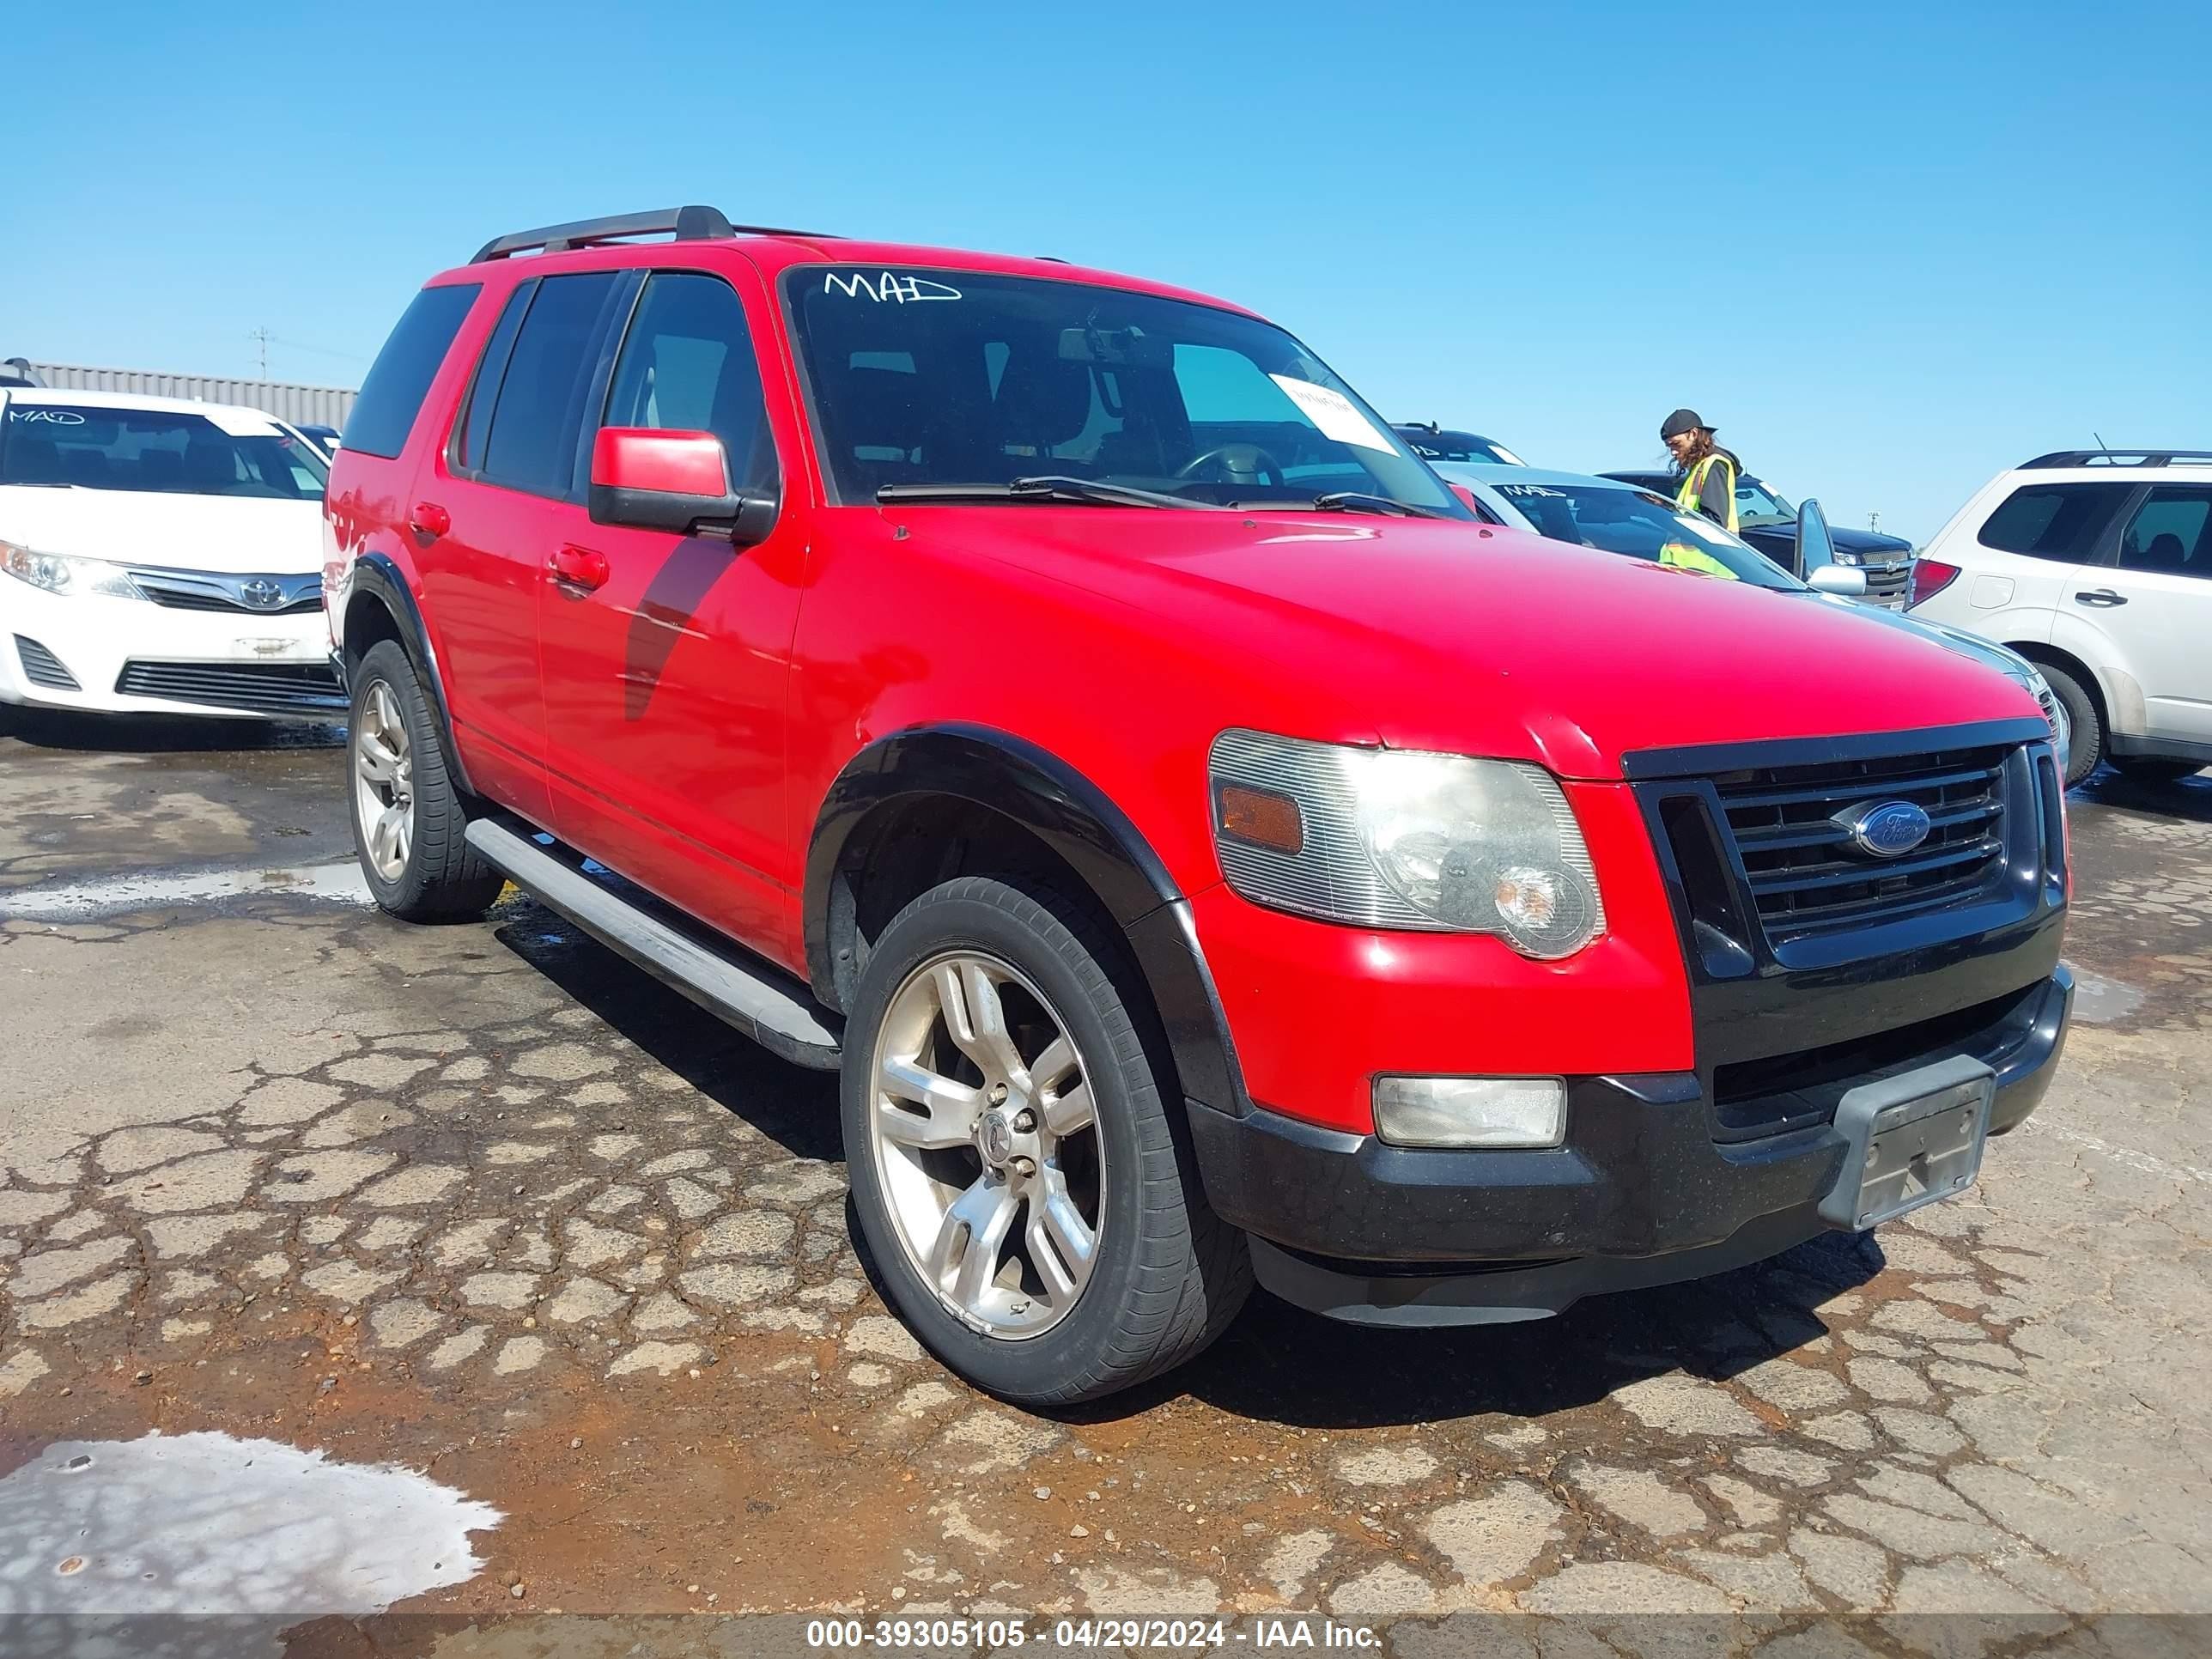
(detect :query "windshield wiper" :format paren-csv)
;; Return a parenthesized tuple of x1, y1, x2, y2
(875, 476, 1210, 510)
(1305, 491, 1452, 520)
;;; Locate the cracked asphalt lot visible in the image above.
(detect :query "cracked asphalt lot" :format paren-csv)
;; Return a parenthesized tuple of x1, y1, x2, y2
(2, 708, 2208, 1643)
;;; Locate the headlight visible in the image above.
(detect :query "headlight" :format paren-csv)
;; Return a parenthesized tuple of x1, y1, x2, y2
(0, 540, 140, 599)
(1209, 731, 1606, 959)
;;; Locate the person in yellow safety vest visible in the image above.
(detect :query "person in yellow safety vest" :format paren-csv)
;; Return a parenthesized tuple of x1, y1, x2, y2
(1656, 538, 1741, 579)
(1660, 408, 1741, 532)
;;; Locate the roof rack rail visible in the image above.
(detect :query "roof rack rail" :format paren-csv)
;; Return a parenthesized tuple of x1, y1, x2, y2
(469, 206, 838, 264)
(2021, 447, 2212, 469)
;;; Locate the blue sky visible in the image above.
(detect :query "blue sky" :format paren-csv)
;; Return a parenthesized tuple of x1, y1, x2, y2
(7, 1, 2208, 540)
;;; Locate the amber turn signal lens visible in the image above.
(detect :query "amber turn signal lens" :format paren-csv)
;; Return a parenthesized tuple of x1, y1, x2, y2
(1217, 784, 1304, 854)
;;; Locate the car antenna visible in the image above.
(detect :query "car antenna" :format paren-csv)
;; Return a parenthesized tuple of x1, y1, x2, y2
(2093, 429, 2109, 453)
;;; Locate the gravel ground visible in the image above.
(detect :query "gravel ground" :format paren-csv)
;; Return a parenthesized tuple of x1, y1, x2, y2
(1, 708, 2207, 1652)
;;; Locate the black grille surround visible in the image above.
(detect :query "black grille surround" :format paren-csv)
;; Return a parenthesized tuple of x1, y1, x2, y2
(114, 659, 345, 717)
(1629, 716, 2068, 1142)
(14, 635, 80, 690)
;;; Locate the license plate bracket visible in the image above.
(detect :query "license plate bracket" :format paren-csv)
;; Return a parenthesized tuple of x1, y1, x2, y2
(1818, 1053, 1996, 1231)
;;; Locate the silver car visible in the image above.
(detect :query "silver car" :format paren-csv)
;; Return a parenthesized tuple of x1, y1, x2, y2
(1438, 463, 2071, 773)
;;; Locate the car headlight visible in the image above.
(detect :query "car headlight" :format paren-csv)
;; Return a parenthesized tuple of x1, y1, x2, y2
(2014, 664, 2069, 751)
(1209, 730, 1606, 958)
(0, 540, 140, 599)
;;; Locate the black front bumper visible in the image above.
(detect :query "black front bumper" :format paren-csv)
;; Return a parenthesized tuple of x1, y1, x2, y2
(1187, 966, 2071, 1328)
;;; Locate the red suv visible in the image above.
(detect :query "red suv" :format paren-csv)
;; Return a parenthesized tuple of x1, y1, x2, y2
(326, 207, 2071, 1404)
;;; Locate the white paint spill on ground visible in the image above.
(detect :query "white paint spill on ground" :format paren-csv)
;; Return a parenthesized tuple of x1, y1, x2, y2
(2014, 1115, 2212, 1188)
(0, 1431, 499, 1627)
(2064, 966, 2143, 1024)
(0, 862, 371, 921)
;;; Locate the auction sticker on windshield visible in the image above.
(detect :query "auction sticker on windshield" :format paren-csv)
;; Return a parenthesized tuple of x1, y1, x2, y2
(1267, 376, 1392, 452)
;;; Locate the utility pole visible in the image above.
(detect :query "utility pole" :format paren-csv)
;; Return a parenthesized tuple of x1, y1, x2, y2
(250, 327, 271, 381)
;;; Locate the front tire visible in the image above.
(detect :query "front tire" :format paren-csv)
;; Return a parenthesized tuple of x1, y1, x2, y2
(347, 639, 504, 922)
(841, 875, 1250, 1406)
(2041, 663, 2102, 787)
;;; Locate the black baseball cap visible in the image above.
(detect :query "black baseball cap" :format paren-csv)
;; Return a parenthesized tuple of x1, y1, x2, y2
(1660, 408, 1713, 441)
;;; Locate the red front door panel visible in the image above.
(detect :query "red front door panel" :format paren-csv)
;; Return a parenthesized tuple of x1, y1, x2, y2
(538, 517, 806, 957)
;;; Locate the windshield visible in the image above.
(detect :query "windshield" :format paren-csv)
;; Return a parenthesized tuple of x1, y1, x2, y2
(1398, 428, 1525, 465)
(0, 404, 328, 497)
(1734, 475, 1796, 528)
(785, 268, 1466, 515)
(1485, 480, 1801, 590)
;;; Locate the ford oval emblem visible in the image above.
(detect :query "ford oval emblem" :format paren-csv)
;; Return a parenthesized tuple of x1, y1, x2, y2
(1842, 800, 1932, 859)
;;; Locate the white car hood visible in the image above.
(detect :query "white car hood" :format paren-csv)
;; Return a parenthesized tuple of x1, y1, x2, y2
(0, 486, 324, 575)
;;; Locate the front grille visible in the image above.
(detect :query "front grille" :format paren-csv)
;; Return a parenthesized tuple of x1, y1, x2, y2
(1861, 562, 1911, 605)
(114, 659, 344, 716)
(139, 586, 321, 616)
(1712, 742, 2012, 940)
(14, 635, 80, 690)
(129, 570, 324, 616)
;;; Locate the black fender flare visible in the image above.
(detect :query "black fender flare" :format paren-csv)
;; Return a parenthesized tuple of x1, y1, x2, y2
(804, 725, 1252, 1118)
(340, 551, 473, 797)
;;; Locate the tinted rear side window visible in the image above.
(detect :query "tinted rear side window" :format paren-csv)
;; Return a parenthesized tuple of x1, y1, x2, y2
(481, 272, 622, 499)
(346, 284, 480, 459)
(453, 283, 533, 473)
(2119, 486, 2212, 578)
(1978, 483, 2132, 561)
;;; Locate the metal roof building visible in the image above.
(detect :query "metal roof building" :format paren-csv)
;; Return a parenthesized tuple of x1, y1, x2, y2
(21, 362, 356, 429)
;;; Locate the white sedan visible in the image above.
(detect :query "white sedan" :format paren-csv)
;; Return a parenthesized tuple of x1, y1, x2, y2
(0, 388, 342, 720)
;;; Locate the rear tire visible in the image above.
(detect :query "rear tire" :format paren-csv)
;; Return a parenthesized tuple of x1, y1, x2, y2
(347, 639, 505, 922)
(2108, 756, 2205, 785)
(841, 874, 1250, 1407)
(2041, 664, 2102, 787)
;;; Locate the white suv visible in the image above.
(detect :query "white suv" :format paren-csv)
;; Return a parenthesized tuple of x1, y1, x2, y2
(0, 388, 341, 720)
(1907, 448, 2211, 787)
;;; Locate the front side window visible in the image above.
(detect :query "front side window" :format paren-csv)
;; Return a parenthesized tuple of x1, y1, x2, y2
(1978, 483, 2132, 562)
(2118, 486, 2212, 578)
(1487, 481, 1799, 589)
(348, 283, 480, 459)
(479, 271, 623, 499)
(0, 404, 327, 497)
(785, 267, 1465, 515)
(602, 273, 777, 495)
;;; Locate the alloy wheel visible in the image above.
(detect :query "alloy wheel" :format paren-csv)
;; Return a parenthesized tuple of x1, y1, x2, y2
(352, 678, 415, 882)
(867, 951, 1105, 1339)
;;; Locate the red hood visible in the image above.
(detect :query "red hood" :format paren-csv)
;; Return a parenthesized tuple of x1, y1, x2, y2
(902, 508, 2044, 780)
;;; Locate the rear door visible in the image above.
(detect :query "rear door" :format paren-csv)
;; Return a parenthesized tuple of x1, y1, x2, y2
(2100, 484, 2212, 743)
(1962, 478, 2136, 646)
(423, 269, 633, 824)
(537, 264, 806, 956)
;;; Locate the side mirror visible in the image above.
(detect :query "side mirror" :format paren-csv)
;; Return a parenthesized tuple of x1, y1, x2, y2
(1794, 496, 1837, 581)
(1808, 563, 1869, 597)
(588, 428, 777, 544)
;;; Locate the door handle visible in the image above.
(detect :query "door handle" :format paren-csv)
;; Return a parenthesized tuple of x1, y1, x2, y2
(407, 501, 450, 541)
(2075, 588, 2128, 607)
(548, 544, 611, 592)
